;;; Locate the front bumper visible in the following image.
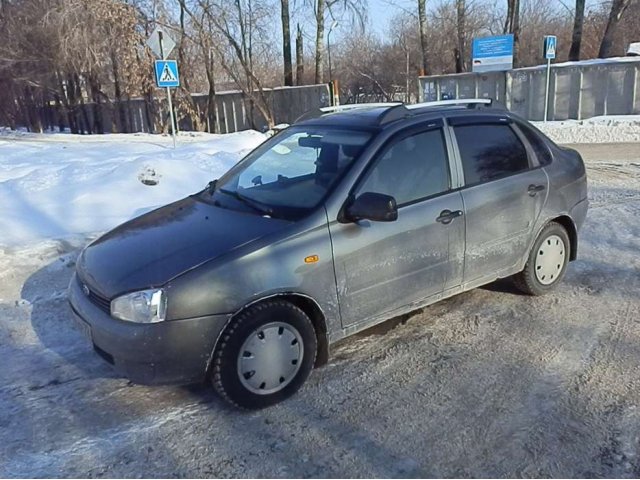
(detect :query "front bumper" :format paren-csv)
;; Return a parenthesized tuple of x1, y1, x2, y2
(68, 272, 231, 385)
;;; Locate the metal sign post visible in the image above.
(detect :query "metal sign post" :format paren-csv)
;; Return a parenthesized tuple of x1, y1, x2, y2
(159, 32, 177, 148)
(543, 35, 557, 123)
(147, 27, 178, 148)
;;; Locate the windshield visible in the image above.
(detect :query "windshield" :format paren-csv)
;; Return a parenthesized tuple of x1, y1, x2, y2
(212, 127, 373, 219)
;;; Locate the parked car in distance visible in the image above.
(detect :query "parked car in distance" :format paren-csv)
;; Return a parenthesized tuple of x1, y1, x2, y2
(69, 99, 588, 409)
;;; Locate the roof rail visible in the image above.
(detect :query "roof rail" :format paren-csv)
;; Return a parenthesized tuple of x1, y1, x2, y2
(295, 98, 500, 124)
(319, 102, 402, 113)
(295, 102, 403, 122)
(406, 98, 493, 110)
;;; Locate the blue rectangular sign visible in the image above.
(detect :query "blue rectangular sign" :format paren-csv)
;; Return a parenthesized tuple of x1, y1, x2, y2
(154, 60, 180, 88)
(472, 34, 514, 73)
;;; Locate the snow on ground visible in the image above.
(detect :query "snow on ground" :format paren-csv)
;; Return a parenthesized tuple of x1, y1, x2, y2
(534, 115, 640, 144)
(0, 130, 266, 246)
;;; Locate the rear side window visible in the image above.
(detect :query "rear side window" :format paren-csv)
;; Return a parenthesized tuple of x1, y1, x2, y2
(518, 123, 553, 165)
(454, 124, 530, 185)
(357, 129, 450, 205)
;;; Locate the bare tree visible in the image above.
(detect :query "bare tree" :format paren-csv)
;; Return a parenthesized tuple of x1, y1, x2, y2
(314, 0, 367, 83)
(177, 1, 203, 130)
(454, 0, 466, 72)
(568, 0, 586, 61)
(504, 0, 520, 66)
(281, 0, 293, 85)
(314, 0, 326, 82)
(296, 23, 304, 85)
(418, 0, 428, 73)
(177, 0, 275, 127)
(598, 0, 634, 58)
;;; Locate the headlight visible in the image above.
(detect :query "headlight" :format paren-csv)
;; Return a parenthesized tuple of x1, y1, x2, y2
(111, 289, 166, 323)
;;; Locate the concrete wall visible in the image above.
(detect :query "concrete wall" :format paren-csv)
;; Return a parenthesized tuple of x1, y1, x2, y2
(418, 58, 640, 121)
(41, 84, 331, 134)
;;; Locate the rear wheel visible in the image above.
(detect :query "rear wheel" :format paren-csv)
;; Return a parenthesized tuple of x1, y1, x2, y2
(211, 299, 317, 409)
(513, 222, 570, 295)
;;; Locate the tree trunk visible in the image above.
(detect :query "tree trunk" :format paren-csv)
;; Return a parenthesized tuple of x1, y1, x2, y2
(296, 24, 304, 85)
(568, 0, 586, 61)
(598, 0, 632, 58)
(111, 52, 128, 133)
(178, 2, 202, 131)
(455, 0, 466, 73)
(75, 74, 91, 134)
(65, 74, 79, 134)
(418, 0, 428, 73)
(315, 0, 325, 83)
(88, 74, 104, 134)
(503, 0, 520, 67)
(281, 0, 293, 86)
(204, 50, 218, 133)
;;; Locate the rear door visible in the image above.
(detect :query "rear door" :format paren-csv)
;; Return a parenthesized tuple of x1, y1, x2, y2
(329, 123, 465, 328)
(449, 115, 548, 287)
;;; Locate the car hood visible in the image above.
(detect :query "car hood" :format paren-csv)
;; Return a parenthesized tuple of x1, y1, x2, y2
(77, 195, 290, 298)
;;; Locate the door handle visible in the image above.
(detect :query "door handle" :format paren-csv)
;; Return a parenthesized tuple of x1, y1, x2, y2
(436, 209, 463, 224)
(528, 184, 546, 196)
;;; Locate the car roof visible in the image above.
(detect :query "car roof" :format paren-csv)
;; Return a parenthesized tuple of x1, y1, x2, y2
(295, 99, 509, 130)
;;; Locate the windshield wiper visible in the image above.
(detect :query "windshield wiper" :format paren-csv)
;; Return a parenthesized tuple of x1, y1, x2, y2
(218, 189, 274, 217)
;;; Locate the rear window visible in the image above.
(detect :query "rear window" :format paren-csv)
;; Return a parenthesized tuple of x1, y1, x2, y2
(454, 124, 530, 185)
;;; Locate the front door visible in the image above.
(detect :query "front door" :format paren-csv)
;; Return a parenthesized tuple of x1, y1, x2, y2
(329, 126, 464, 328)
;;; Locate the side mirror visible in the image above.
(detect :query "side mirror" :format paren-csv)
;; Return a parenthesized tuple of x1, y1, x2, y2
(345, 192, 398, 223)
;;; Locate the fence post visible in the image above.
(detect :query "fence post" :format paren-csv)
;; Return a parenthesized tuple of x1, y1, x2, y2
(231, 100, 238, 133)
(604, 68, 610, 116)
(222, 101, 229, 133)
(633, 66, 639, 114)
(505, 71, 512, 110)
(577, 70, 583, 121)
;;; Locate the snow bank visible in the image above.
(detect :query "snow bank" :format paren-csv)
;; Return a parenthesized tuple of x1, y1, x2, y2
(533, 116, 640, 144)
(0, 131, 266, 246)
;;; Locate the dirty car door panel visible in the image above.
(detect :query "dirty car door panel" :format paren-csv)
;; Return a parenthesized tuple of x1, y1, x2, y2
(451, 119, 548, 286)
(329, 127, 463, 327)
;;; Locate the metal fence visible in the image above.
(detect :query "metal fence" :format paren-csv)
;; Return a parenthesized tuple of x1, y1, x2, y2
(418, 57, 640, 121)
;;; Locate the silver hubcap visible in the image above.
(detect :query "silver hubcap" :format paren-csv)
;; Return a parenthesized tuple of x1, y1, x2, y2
(237, 322, 304, 395)
(535, 234, 566, 285)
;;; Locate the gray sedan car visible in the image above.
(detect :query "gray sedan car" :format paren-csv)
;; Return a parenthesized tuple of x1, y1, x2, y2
(69, 99, 588, 408)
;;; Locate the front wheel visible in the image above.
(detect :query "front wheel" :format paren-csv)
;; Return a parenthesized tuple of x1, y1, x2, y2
(211, 300, 317, 409)
(513, 222, 571, 295)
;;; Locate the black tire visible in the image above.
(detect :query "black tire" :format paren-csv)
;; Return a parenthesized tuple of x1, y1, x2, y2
(513, 221, 571, 296)
(211, 299, 317, 409)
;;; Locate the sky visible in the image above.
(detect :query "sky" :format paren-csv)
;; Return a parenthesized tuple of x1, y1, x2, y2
(338, 0, 602, 37)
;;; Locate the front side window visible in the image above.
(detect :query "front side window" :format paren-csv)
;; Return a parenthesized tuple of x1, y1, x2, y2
(454, 124, 530, 185)
(213, 127, 372, 218)
(356, 129, 450, 205)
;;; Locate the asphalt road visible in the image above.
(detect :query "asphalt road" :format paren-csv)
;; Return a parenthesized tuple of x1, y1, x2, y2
(1, 143, 639, 478)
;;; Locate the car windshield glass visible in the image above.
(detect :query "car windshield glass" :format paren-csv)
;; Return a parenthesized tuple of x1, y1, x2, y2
(213, 127, 372, 218)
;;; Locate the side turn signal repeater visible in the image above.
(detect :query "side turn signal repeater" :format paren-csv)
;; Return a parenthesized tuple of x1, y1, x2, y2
(304, 255, 319, 264)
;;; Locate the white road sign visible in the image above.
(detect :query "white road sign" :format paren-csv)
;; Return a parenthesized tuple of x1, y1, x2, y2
(146, 27, 176, 59)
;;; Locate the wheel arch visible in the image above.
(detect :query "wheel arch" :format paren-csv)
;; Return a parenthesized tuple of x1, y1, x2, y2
(550, 215, 578, 261)
(206, 292, 330, 378)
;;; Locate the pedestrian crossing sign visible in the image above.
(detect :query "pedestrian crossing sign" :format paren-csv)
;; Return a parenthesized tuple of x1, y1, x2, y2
(544, 35, 557, 60)
(154, 60, 180, 88)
